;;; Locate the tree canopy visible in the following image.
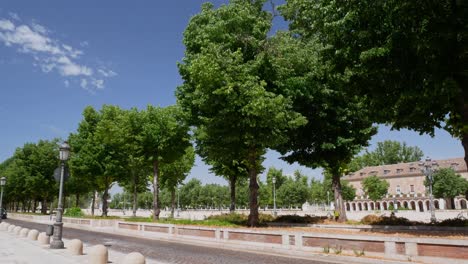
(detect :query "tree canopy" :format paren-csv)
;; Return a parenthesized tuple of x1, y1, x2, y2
(280, 0, 468, 168)
(362, 175, 390, 202)
(177, 0, 306, 226)
(349, 141, 424, 172)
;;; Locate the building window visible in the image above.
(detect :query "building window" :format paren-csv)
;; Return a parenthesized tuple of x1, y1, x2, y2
(409, 167, 416, 172)
(360, 172, 366, 176)
(396, 168, 403, 173)
(384, 170, 390, 175)
(410, 185, 414, 193)
(396, 185, 401, 195)
(370, 170, 377, 175)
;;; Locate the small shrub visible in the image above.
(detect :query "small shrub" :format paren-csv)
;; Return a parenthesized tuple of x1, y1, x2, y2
(63, 207, 84, 217)
(323, 245, 330, 253)
(273, 214, 326, 224)
(437, 218, 468, 227)
(361, 214, 382, 225)
(333, 246, 342, 255)
(353, 248, 365, 257)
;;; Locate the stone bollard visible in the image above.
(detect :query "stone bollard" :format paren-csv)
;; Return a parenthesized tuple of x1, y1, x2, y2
(121, 252, 146, 264)
(67, 239, 83, 255)
(38, 232, 50, 245)
(3, 223, 10, 231)
(27, 229, 39, 240)
(89, 244, 108, 264)
(0, 223, 6, 230)
(20, 228, 30, 237)
(8, 225, 15, 232)
(13, 226, 22, 235)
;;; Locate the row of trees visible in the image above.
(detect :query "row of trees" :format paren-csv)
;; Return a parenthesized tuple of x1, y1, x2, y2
(175, 0, 468, 224)
(2, 0, 467, 226)
(0, 105, 194, 219)
(110, 167, 355, 210)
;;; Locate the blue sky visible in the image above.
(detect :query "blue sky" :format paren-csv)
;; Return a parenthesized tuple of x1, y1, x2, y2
(0, 1, 464, 187)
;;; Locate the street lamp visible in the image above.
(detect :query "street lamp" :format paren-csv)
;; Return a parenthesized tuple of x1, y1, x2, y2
(272, 176, 277, 217)
(419, 157, 438, 223)
(0, 177, 6, 223)
(50, 141, 70, 249)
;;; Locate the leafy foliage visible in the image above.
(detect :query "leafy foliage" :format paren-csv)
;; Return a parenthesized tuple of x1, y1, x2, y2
(426, 168, 468, 199)
(349, 141, 424, 172)
(64, 207, 84, 217)
(280, 0, 468, 167)
(362, 176, 390, 202)
(177, 0, 306, 226)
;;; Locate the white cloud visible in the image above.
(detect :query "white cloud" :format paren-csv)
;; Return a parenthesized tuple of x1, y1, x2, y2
(0, 15, 116, 92)
(64, 80, 70, 87)
(0, 19, 14, 31)
(80, 79, 88, 89)
(8, 12, 20, 21)
(98, 68, 117, 77)
(31, 22, 47, 34)
(92, 79, 104, 89)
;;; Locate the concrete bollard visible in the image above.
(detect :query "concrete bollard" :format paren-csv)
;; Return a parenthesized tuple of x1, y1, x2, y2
(89, 244, 108, 264)
(0, 223, 6, 230)
(27, 229, 39, 240)
(13, 226, 22, 235)
(38, 232, 50, 245)
(8, 225, 15, 232)
(67, 239, 83, 255)
(121, 252, 146, 264)
(20, 228, 30, 237)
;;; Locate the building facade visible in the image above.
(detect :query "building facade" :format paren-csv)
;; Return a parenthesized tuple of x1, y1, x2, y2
(341, 157, 468, 212)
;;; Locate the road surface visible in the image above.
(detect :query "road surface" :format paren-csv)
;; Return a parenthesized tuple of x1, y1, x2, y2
(6, 219, 353, 264)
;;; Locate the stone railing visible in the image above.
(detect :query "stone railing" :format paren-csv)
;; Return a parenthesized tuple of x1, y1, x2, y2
(8, 213, 468, 264)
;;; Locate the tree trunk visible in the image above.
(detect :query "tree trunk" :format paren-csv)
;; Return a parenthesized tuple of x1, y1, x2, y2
(152, 159, 161, 220)
(462, 133, 468, 171)
(91, 191, 96, 216)
(132, 188, 137, 217)
(41, 198, 48, 214)
(229, 175, 237, 213)
(331, 167, 347, 222)
(247, 148, 259, 227)
(76, 193, 80, 207)
(454, 75, 468, 169)
(101, 188, 109, 217)
(32, 200, 37, 213)
(170, 188, 176, 218)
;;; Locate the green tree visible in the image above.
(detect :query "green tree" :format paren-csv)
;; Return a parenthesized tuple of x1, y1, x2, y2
(195, 127, 248, 212)
(276, 171, 310, 208)
(426, 168, 468, 209)
(69, 105, 128, 216)
(280, 0, 468, 168)
(270, 31, 376, 222)
(177, 1, 306, 226)
(160, 146, 195, 217)
(119, 108, 150, 217)
(139, 105, 191, 220)
(362, 175, 390, 202)
(349, 141, 424, 172)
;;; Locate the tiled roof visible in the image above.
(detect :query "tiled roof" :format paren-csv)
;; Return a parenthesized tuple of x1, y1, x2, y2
(343, 157, 467, 181)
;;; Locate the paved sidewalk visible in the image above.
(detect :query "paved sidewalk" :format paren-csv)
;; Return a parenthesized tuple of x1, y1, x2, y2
(0, 225, 161, 264)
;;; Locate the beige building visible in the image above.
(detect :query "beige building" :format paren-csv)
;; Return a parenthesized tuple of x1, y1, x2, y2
(341, 157, 468, 212)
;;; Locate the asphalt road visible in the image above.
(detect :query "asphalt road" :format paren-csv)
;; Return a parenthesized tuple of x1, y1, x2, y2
(5, 219, 346, 264)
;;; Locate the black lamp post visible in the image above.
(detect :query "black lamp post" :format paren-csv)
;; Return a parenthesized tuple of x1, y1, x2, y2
(272, 176, 277, 217)
(50, 141, 70, 249)
(0, 176, 6, 223)
(419, 157, 438, 223)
